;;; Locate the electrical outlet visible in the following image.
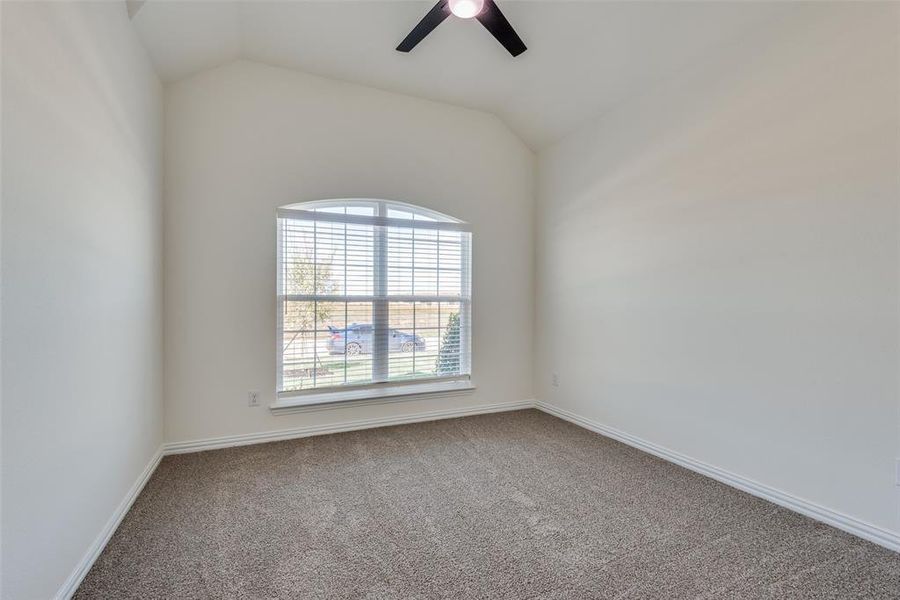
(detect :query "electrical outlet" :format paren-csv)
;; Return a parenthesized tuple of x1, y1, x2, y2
(895, 458, 900, 487)
(248, 391, 260, 407)
(551, 373, 559, 388)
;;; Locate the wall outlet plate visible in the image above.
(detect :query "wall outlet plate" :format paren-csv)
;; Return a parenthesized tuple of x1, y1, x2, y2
(248, 391, 260, 407)
(895, 458, 900, 487)
(551, 373, 559, 388)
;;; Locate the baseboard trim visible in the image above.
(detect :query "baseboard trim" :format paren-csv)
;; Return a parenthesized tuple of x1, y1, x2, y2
(163, 399, 535, 455)
(534, 400, 900, 553)
(55, 446, 164, 600)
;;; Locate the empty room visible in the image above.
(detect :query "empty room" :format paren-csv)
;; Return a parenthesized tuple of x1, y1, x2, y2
(1, 0, 899, 598)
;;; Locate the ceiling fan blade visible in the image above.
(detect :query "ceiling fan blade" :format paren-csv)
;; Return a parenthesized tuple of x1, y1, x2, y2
(396, 0, 451, 53)
(476, 0, 527, 57)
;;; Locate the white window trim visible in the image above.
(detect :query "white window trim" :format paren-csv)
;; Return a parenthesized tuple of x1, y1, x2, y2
(270, 377, 476, 415)
(275, 199, 473, 404)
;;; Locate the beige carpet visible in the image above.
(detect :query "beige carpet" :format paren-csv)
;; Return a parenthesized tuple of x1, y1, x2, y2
(76, 409, 899, 599)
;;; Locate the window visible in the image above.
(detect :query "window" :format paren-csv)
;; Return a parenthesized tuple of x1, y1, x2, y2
(276, 199, 472, 401)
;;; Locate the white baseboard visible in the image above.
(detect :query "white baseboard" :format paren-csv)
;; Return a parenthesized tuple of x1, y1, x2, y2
(534, 400, 900, 554)
(55, 446, 164, 600)
(163, 399, 535, 455)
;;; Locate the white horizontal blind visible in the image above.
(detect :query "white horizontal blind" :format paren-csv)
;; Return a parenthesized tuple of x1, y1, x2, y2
(277, 201, 472, 395)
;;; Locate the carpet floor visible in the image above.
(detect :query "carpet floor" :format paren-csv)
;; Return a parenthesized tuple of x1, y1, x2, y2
(76, 409, 899, 599)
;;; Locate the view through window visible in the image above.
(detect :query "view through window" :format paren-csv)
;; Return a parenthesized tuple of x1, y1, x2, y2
(276, 199, 472, 395)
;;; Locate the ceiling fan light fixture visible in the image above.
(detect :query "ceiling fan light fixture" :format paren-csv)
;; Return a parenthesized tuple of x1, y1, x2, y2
(448, 0, 484, 19)
(397, 0, 526, 56)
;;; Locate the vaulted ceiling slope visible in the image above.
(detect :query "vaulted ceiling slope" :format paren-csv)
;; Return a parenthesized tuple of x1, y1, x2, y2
(132, 1, 795, 149)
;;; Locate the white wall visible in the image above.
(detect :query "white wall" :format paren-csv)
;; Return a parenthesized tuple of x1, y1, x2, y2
(164, 60, 534, 444)
(0, 3, 163, 599)
(536, 3, 900, 535)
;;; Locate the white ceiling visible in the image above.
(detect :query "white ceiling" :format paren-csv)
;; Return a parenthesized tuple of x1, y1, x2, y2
(131, 1, 792, 149)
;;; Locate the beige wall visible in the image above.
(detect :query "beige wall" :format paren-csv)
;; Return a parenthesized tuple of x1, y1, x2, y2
(0, 2, 164, 598)
(535, 3, 900, 534)
(164, 61, 535, 444)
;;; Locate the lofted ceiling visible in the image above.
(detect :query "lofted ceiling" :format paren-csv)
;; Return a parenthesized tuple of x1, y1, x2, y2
(131, 1, 793, 149)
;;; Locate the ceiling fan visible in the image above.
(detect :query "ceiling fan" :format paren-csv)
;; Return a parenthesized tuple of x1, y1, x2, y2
(397, 0, 527, 57)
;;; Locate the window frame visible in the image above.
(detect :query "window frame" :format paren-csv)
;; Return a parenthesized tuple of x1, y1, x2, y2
(273, 199, 473, 411)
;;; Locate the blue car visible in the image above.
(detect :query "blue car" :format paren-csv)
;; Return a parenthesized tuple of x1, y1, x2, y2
(326, 323, 427, 355)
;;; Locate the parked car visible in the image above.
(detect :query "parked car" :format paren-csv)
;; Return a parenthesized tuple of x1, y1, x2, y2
(326, 323, 426, 355)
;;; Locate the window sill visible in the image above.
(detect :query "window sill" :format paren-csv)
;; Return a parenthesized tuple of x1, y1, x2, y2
(270, 379, 476, 415)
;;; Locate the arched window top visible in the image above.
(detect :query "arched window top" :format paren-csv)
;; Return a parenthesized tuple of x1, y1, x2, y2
(280, 199, 466, 228)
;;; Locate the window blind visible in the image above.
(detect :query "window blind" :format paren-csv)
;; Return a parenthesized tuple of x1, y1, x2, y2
(276, 201, 472, 396)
